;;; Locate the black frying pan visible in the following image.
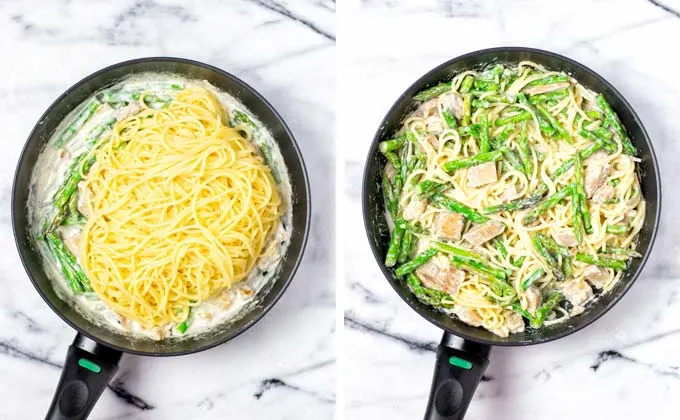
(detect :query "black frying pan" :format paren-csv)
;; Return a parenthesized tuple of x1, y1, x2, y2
(362, 47, 660, 419)
(12, 57, 311, 420)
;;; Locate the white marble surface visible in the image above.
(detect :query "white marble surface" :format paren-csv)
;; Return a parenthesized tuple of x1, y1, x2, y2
(343, 0, 680, 419)
(0, 1, 335, 419)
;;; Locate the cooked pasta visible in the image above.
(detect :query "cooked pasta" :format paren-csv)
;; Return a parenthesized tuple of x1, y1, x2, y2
(29, 76, 289, 339)
(382, 61, 644, 337)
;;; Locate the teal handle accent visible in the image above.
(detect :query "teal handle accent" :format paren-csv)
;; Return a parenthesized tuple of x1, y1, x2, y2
(448, 356, 473, 370)
(78, 358, 101, 374)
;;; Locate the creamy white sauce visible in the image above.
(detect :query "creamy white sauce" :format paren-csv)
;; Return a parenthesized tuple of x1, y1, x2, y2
(28, 73, 293, 340)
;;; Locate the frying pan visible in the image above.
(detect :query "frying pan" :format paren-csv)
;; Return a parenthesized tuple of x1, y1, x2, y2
(12, 57, 310, 420)
(362, 47, 660, 420)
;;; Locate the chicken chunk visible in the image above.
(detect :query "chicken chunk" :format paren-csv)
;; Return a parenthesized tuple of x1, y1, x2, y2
(413, 99, 438, 118)
(522, 286, 542, 315)
(552, 228, 578, 248)
(561, 280, 593, 308)
(583, 265, 609, 289)
(424, 135, 439, 150)
(403, 198, 427, 221)
(77, 181, 93, 218)
(467, 162, 498, 188)
(416, 260, 464, 297)
(60, 228, 82, 258)
(439, 92, 465, 120)
(454, 307, 483, 327)
(523, 82, 570, 96)
(585, 160, 611, 198)
(592, 184, 615, 203)
(489, 311, 525, 337)
(433, 212, 465, 241)
(426, 115, 444, 135)
(115, 101, 142, 120)
(384, 162, 397, 184)
(500, 185, 520, 202)
(463, 220, 505, 247)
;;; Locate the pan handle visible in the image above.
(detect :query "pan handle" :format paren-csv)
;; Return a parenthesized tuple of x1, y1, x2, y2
(424, 332, 490, 420)
(45, 333, 122, 420)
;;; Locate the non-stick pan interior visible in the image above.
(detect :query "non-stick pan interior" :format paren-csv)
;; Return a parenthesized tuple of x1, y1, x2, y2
(13, 58, 310, 355)
(363, 47, 660, 346)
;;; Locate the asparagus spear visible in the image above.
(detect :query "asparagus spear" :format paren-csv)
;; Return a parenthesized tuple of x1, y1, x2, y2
(459, 76, 474, 93)
(398, 230, 414, 264)
(395, 248, 438, 277)
(416, 180, 448, 198)
(379, 134, 407, 153)
(520, 268, 545, 291)
(385, 219, 407, 267)
(606, 224, 628, 234)
(524, 74, 569, 88)
(536, 103, 572, 143)
(55, 100, 101, 147)
(532, 235, 565, 281)
(501, 147, 524, 172)
(578, 129, 617, 153)
(575, 253, 626, 271)
(481, 193, 543, 214)
(177, 308, 192, 334)
(259, 143, 281, 183)
(495, 237, 508, 259)
(406, 273, 455, 308)
(431, 241, 485, 262)
(528, 89, 569, 104)
(596, 94, 636, 156)
(517, 93, 556, 137)
(382, 170, 397, 219)
(495, 111, 532, 127)
(382, 151, 402, 171)
(571, 188, 584, 245)
(601, 247, 642, 258)
(511, 302, 535, 321)
(479, 116, 490, 154)
(52, 154, 92, 214)
(442, 109, 458, 129)
(537, 234, 569, 258)
(462, 94, 472, 126)
(511, 256, 527, 268)
(550, 142, 603, 181)
(414, 82, 452, 101)
(44, 232, 91, 294)
(442, 150, 502, 172)
(522, 184, 574, 225)
(586, 110, 603, 120)
(473, 80, 499, 92)
(431, 193, 488, 224)
(530, 292, 562, 328)
(517, 121, 533, 176)
(84, 117, 116, 144)
(450, 255, 507, 280)
(99, 90, 142, 104)
(573, 152, 592, 233)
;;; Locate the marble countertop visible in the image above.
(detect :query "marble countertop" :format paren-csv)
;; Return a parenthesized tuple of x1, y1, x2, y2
(0, 1, 335, 419)
(343, 0, 680, 419)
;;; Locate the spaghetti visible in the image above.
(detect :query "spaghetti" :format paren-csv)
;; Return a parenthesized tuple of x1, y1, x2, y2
(382, 61, 645, 337)
(79, 87, 281, 329)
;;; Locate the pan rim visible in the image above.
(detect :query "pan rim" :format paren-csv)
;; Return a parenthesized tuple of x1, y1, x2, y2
(362, 46, 661, 347)
(12, 56, 312, 356)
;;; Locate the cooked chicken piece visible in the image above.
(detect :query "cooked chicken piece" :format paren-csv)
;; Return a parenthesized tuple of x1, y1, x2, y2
(413, 98, 438, 118)
(523, 82, 570, 96)
(77, 181, 93, 218)
(505, 311, 525, 334)
(61, 229, 81, 258)
(489, 311, 525, 337)
(463, 220, 505, 247)
(467, 162, 498, 188)
(561, 280, 593, 308)
(403, 198, 427, 221)
(426, 115, 444, 135)
(592, 184, 615, 203)
(583, 265, 609, 289)
(586, 150, 609, 162)
(552, 228, 578, 247)
(425, 135, 439, 149)
(454, 307, 483, 327)
(500, 185, 520, 202)
(433, 212, 465, 241)
(384, 162, 397, 184)
(439, 92, 465, 120)
(115, 101, 142, 120)
(416, 260, 465, 297)
(584, 160, 611, 198)
(522, 286, 542, 315)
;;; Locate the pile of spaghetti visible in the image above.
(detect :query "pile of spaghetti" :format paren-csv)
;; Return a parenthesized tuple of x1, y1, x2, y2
(381, 61, 644, 337)
(77, 87, 281, 329)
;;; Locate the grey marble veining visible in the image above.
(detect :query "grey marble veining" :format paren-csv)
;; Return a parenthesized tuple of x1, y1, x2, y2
(0, 1, 335, 419)
(343, 0, 680, 418)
